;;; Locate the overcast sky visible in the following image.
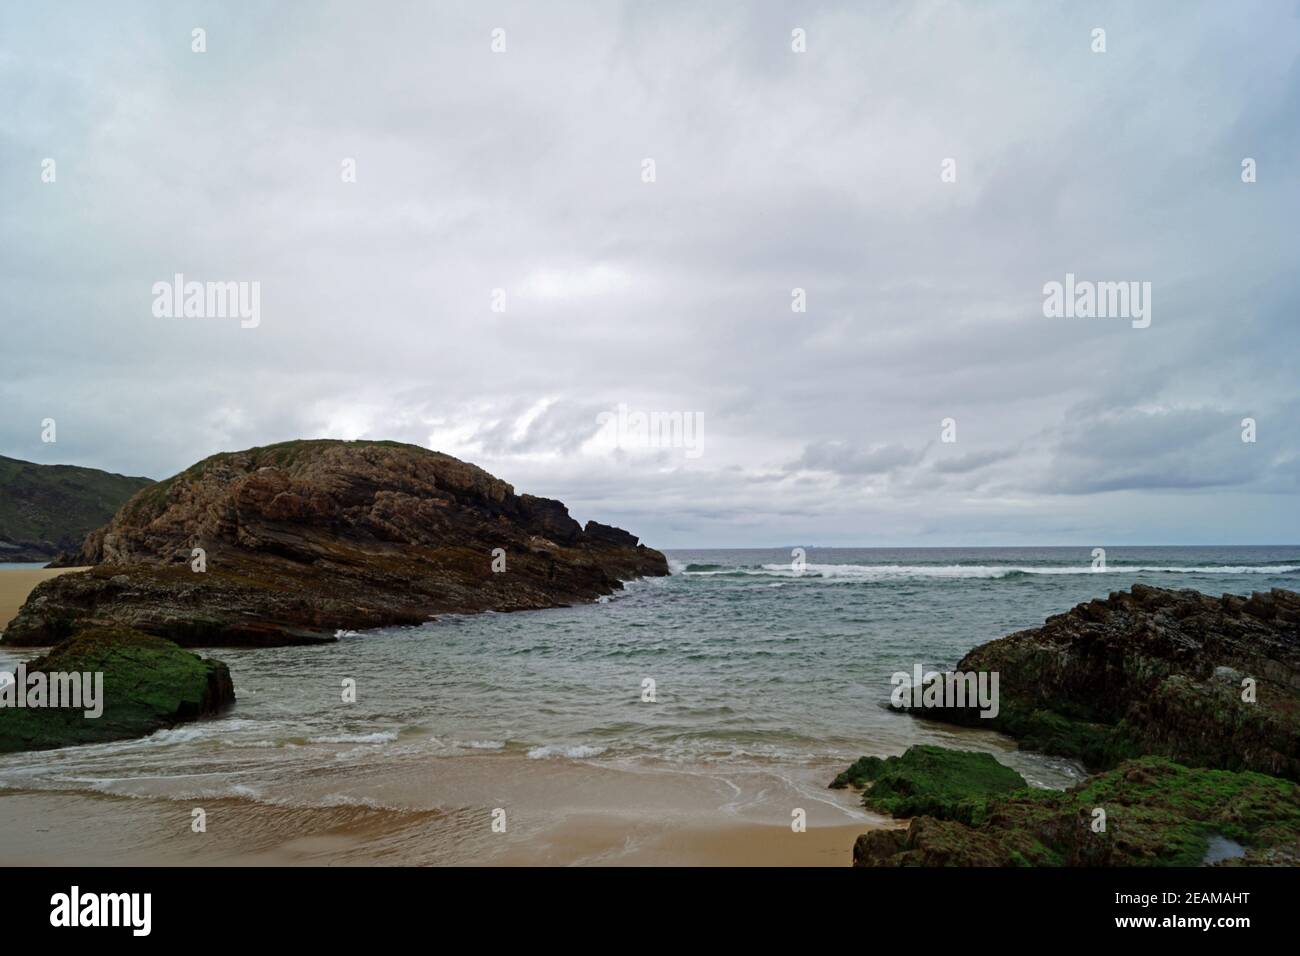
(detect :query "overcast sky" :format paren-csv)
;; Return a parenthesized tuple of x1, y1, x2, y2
(2, 1, 1297, 547)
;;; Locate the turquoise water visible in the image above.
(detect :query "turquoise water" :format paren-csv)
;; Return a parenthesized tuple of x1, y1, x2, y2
(0, 546, 1296, 849)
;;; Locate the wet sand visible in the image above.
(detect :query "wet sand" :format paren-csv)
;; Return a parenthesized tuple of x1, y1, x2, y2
(0, 744, 895, 866)
(0, 567, 88, 632)
(492, 816, 875, 866)
(0, 789, 881, 866)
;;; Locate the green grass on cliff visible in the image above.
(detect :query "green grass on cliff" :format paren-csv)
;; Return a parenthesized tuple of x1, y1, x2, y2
(182, 438, 433, 477)
(0, 455, 152, 554)
(121, 439, 448, 522)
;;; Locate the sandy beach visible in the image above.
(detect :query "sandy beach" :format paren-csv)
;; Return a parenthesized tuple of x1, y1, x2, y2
(494, 817, 874, 866)
(0, 566, 87, 633)
(0, 721, 892, 866)
(0, 788, 878, 866)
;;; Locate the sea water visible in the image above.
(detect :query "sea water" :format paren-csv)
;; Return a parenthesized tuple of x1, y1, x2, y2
(0, 545, 1294, 862)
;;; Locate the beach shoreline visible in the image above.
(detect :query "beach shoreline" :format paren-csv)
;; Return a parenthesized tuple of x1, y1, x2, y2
(0, 786, 884, 867)
(3, 552, 1294, 867)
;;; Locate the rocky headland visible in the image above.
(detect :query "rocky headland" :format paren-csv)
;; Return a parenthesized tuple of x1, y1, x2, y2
(836, 585, 1300, 866)
(3, 439, 669, 647)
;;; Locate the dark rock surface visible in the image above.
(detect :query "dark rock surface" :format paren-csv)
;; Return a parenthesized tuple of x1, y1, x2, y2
(916, 584, 1300, 781)
(2, 440, 669, 647)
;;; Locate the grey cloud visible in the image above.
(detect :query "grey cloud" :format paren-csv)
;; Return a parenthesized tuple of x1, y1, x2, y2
(1037, 405, 1279, 495)
(791, 440, 926, 477)
(930, 448, 1009, 474)
(1, 1, 1297, 546)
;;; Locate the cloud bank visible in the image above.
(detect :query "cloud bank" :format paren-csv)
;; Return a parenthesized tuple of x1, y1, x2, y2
(2, 1, 1297, 546)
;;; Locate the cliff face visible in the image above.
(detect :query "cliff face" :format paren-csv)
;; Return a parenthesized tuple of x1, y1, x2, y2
(918, 584, 1300, 781)
(3, 440, 668, 646)
(0, 455, 153, 563)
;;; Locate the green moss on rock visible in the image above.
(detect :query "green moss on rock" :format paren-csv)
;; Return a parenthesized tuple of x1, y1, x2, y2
(984, 703, 1145, 769)
(854, 755, 1300, 867)
(829, 755, 886, 789)
(0, 626, 234, 753)
(831, 745, 1028, 823)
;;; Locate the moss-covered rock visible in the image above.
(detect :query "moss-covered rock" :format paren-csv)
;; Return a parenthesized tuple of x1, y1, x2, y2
(0, 626, 233, 753)
(831, 745, 1028, 823)
(854, 756, 1300, 867)
(915, 586, 1300, 781)
(830, 755, 886, 790)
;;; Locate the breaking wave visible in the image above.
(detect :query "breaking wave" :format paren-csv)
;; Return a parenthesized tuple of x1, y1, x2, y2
(526, 744, 607, 760)
(679, 563, 1300, 581)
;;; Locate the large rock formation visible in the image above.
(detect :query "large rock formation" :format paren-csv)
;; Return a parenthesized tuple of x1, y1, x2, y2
(0, 626, 234, 753)
(853, 756, 1300, 867)
(842, 587, 1300, 866)
(0, 455, 153, 563)
(2, 440, 668, 647)
(916, 584, 1300, 781)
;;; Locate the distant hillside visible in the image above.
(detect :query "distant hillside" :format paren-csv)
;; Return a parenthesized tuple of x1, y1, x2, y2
(0, 455, 154, 562)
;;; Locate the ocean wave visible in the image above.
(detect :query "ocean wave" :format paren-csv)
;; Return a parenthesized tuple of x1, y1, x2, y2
(526, 744, 606, 760)
(0, 774, 268, 803)
(0, 718, 262, 761)
(133, 725, 212, 745)
(680, 563, 1300, 581)
(307, 731, 399, 745)
(0, 775, 447, 819)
